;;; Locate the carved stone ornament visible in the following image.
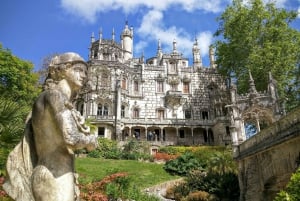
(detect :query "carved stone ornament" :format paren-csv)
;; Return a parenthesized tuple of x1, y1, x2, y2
(167, 76, 180, 85)
(3, 52, 98, 201)
(165, 91, 184, 108)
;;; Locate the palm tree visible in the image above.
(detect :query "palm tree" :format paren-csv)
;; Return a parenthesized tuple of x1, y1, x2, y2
(206, 150, 237, 175)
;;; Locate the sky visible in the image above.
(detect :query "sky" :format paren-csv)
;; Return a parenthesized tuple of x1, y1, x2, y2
(0, 0, 300, 71)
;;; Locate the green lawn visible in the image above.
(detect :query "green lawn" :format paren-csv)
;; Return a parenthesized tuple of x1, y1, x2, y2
(75, 157, 180, 190)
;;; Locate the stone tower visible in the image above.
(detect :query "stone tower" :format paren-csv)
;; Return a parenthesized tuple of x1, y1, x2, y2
(121, 21, 133, 60)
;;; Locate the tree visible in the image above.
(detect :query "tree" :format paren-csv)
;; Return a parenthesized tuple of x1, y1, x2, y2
(37, 53, 59, 84)
(274, 167, 300, 201)
(214, 0, 300, 111)
(0, 44, 40, 105)
(0, 44, 40, 170)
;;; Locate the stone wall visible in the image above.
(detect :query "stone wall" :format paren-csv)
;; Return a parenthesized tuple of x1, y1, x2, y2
(236, 107, 300, 201)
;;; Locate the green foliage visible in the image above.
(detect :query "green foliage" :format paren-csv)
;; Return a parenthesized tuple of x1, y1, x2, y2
(75, 158, 180, 189)
(0, 96, 31, 170)
(164, 152, 204, 176)
(87, 138, 122, 159)
(186, 171, 240, 201)
(274, 167, 300, 201)
(0, 44, 40, 105)
(206, 151, 237, 175)
(214, 0, 300, 111)
(87, 138, 153, 161)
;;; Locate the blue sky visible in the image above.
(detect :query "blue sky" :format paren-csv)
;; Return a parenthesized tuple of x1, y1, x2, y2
(1, 0, 299, 70)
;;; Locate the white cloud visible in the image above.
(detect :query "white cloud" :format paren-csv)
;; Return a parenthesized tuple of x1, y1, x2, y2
(60, 0, 228, 23)
(135, 9, 212, 59)
(197, 31, 213, 57)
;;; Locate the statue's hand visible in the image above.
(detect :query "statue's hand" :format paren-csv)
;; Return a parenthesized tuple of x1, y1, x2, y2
(86, 135, 98, 151)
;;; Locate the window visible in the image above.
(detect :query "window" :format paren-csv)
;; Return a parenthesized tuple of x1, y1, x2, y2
(121, 105, 125, 118)
(101, 73, 109, 87)
(157, 109, 164, 119)
(97, 104, 109, 116)
(121, 78, 127, 90)
(226, 126, 230, 136)
(185, 110, 191, 119)
(179, 130, 185, 138)
(202, 111, 209, 120)
(98, 127, 105, 137)
(134, 81, 139, 92)
(170, 62, 176, 73)
(133, 108, 139, 118)
(97, 104, 103, 116)
(103, 105, 108, 116)
(77, 102, 84, 115)
(183, 82, 189, 93)
(157, 81, 164, 92)
(170, 84, 178, 91)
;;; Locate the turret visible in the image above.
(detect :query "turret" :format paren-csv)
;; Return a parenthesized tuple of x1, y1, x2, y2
(112, 28, 115, 42)
(192, 38, 202, 68)
(172, 39, 177, 53)
(209, 45, 216, 68)
(157, 39, 163, 61)
(121, 21, 133, 60)
(89, 32, 95, 60)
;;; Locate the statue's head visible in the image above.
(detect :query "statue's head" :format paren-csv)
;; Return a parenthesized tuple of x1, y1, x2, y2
(44, 52, 87, 89)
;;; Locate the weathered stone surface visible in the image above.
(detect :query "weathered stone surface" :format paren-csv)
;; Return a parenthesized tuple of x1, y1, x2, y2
(235, 107, 300, 201)
(4, 52, 98, 201)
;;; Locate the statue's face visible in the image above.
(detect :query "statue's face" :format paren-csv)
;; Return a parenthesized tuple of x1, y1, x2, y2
(65, 62, 87, 89)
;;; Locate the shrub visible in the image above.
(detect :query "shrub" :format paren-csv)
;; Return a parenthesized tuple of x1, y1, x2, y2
(186, 191, 210, 201)
(164, 152, 204, 176)
(274, 167, 300, 201)
(185, 171, 239, 201)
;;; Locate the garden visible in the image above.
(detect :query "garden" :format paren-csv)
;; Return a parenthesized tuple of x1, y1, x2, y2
(1, 138, 299, 201)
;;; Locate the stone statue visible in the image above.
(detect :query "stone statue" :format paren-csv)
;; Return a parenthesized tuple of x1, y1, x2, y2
(3, 52, 98, 201)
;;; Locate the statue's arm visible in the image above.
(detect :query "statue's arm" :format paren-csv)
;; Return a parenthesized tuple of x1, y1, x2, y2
(58, 109, 97, 151)
(48, 91, 97, 151)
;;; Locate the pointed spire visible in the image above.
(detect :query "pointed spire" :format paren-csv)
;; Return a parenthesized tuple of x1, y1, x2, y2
(99, 28, 102, 42)
(157, 39, 161, 50)
(112, 28, 115, 41)
(248, 70, 257, 94)
(192, 38, 202, 67)
(209, 45, 216, 68)
(173, 39, 177, 53)
(91, 32, 95, 43)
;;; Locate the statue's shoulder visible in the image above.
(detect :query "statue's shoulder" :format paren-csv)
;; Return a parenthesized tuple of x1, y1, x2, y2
(36, 89, 67, 109)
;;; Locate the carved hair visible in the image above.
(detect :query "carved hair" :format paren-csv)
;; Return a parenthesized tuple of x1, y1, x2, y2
(43, 52, 86, 90)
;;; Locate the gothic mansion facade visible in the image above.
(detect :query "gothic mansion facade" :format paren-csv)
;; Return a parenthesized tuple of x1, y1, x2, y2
(76, 23, 282, 147)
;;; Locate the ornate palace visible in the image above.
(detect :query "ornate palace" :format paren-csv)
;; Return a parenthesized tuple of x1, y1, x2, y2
(76, 22, 284, 150)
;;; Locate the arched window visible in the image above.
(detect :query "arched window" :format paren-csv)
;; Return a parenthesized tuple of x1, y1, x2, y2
(134, 81, 139, 92)
(97, 104, 103, 116)
(121, 105, 125, 118)
(97, 103, 109, 117)
(183, 82, 190, 93)
(133, 108, 139, 118)
(101, 73, 109, 87)
(157, 81, 164, 92)
(185, 110, 191, 119)
(121, 78, 127, 90)
(157, 109, 164, 119)
(103, 104, 108, 116)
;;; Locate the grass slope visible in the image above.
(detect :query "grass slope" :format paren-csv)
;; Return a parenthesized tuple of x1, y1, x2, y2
(75, 157, 180, 190)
